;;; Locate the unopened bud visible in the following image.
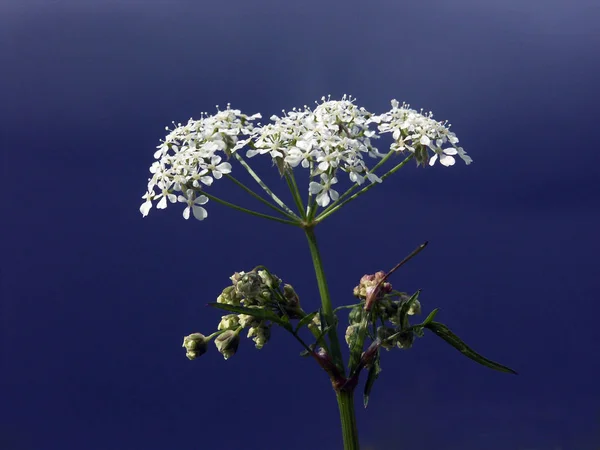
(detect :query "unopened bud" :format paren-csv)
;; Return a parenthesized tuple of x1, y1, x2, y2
(345, 323, 360, 347)
(215, 329, 240, 360)
(408, 299, 421, 316)
(217, 286, 240, 305)
(247, 324, 270, 349)
(182, 333, 209, 360)
(376, 326, 396, 350)
(258, 269, 281, 288)
(218, 314, 240, 330)
(235, 272, 263, 299)
(283, 284, 300, 307)
(396, 331, 414, 349)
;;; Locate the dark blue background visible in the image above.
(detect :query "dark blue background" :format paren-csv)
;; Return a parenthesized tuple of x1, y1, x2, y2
(2, 1, 599, 449)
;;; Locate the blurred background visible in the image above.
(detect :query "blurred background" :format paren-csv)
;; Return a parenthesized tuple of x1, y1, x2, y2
(2, 1, 599, 449)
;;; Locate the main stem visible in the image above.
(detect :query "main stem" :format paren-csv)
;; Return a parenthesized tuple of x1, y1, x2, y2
(304, 226, 360, 450)
(336, 390, 360, 450)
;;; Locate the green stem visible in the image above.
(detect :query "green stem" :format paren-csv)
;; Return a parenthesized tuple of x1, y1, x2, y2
(284, 170, 306, 218)
(197, 189, 299, 226)
(233, 152, 299, 219)
(224, 174, 299, 220)
(316, 153, 414, 223)
(303, 227, 344, 371)
(304, 227, 361, 447)
(336, 390, 360, 450)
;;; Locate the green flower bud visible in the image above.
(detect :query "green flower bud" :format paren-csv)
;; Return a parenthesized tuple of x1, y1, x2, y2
(218, 314, 240, 330)
(396, 330, 414, 349)
(348, 306, 363, 325)
(247, 323, 270, 349)
(408, 299, 421, 316)
(217, 286, 240, 305)
(235, 272, 263, 299)
(215, 329, 240, 360)
(182, 333, 209, 360)
(376, 326, 396, 350)
(283, 284, 300, 307)
(238, 312, 259, 328)
(345, 323, 360, 347)
(257, 269, 281, 288)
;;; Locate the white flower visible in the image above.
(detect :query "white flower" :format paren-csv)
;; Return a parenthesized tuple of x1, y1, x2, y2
(429, 148, 458, 167)
(139, 191, 154, 217)
(309, 174, 339, 207)
(178, 189, 209, 220)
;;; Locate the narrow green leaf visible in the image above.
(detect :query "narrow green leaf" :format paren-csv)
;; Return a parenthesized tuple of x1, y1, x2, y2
(208, 302, 287, 326)
(295, 311, 318, 333)
(363, 350, 381, 408)
(422, 308, 439, 326)
(396, 290, 420, 330)
(425, 322, 517, 375)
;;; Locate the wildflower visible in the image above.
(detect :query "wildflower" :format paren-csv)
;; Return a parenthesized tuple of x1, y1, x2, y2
(178, 189, 209, 221)
(309, 174, 339, 207)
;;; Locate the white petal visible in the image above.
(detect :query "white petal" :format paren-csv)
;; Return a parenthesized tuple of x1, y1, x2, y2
(182, 207, 191, 220)
(443, 148, 458, 155)
(317, 192, 330, 207)
(192, 205, 208, 220)
(439, 154, 456, 166)
(420, 135, 431, 146)
(429, 154, 438, 166)
(195, 195, 209, 205)
(309, 181, 323, 194)
(216, 162, 232, 174)
(157, 196, 167, 209)
(139, 201, 152, 217)
(330, 189, 339, 201)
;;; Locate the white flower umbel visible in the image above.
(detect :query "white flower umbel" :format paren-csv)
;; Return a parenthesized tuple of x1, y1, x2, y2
(140, 95, 472, 224)
(250, 95, 384, 198)
(140, 105, 261, 219)
(371, 100, 472, 167)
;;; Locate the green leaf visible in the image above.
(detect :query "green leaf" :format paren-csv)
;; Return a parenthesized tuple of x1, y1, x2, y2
(425, 322, 518, 375)
(208, 302, 290, 329)
(396, 290, 420, 330)
(422, 308, 439, 325)
(363, 350, 381, 408)
(314, 325, 332, 347)
(295, 311, 318, 333)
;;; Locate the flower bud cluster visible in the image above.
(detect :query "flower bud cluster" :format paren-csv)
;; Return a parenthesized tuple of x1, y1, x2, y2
(216, 268, 302, 352)
(353, 271, 393, 301)
(346, 272, 423, 351)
